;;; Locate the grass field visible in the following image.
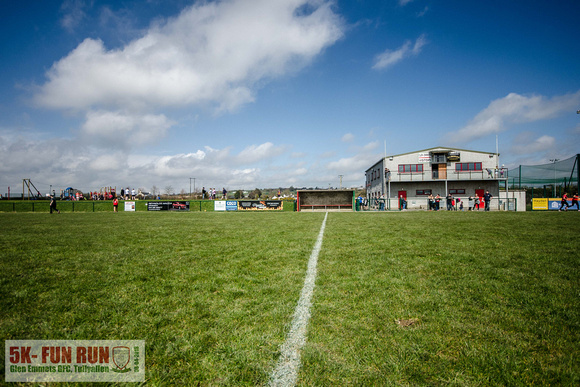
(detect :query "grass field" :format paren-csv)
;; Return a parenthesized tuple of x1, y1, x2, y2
(0, 211, 579, 386)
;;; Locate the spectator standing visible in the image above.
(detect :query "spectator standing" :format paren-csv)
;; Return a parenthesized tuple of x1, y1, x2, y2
(399, 195, 405, 211)
(483, 190, 493, 211)
(113, 197, 118, 212)
(474, 196, 480, 210)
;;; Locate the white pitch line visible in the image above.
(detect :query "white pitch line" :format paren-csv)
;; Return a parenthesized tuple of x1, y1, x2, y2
(269, 212, 328, 387)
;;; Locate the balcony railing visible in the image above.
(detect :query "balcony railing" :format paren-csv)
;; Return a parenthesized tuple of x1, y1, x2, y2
(392, 169, 508, 182)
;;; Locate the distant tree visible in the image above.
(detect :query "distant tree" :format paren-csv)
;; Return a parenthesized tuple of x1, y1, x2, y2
(248, 188, 262, 199)
(180, 188, 186, 197)
(151, 185, 158, 196)
(164, 185, 173, 196)
(235, 190, 244, 199)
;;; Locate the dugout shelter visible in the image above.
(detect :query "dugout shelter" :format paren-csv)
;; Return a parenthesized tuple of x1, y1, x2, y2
(296, 189, 354, 212)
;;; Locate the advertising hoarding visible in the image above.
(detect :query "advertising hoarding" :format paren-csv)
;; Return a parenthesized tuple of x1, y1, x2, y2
(146, 201, 190, 211)
(238, 200, 283, 210)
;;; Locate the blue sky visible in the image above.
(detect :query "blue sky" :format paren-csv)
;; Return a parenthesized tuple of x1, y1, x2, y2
(1, 0, 579, 195)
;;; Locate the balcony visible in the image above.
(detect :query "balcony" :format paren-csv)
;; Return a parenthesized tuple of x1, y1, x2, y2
(391, 168, 508, 182)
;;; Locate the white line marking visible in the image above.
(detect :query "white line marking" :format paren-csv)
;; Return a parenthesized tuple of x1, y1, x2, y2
(269, 212, 328, 387)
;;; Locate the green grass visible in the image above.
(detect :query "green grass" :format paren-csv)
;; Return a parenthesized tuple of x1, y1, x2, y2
(0, 211, 578, 386)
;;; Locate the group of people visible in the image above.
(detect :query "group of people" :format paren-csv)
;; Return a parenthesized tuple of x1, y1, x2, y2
(427, 194, 442, 211)
(201, 187, 227, 200)
(559, 192, 580, 211)
(427, 193, 465, 211)
(466, 191, 494, 211)
(120, 188, 137, 200)
(90, 192, 115, 201)
(362, 190, 496, 212)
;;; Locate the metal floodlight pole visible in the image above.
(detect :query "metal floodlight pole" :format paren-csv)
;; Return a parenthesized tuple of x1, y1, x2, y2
(550, 159, 559, 197)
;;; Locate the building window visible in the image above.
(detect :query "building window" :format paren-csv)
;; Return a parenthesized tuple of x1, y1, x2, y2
(416, 189, 432, 195)
(455, 162, 482, 171)
(449, 189, 465, 195)
(398, 164, 424, 173)
(432, 153, 446, 163)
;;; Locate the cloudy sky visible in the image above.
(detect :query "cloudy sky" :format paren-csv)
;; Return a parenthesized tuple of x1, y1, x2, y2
(1, 0, 579, 195)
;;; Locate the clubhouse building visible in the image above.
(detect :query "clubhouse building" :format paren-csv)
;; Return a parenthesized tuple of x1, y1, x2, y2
(365, 146, 521, 210)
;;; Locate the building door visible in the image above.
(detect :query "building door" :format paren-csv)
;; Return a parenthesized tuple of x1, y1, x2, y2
(438, 164, 447, 179)
(475, 189, 484, 209)
(432, 164, 447, 179)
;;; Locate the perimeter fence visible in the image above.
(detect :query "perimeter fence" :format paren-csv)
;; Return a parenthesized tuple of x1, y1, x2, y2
(509, 154, 579, 194)
(0, 200, 296, 213)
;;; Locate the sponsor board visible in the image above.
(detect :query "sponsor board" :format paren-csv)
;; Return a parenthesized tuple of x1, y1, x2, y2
(147, 201, 189, 211)
(214, 201, 226, 211)
(226, 201, 238, 211)
(532, 198, 548, 210)
(532, 198, 575, 210)
(418, 153, 431, 163)
(238, 200, 283, 210)
(5, 340, 145, 382)
(549, 199, 572, 210)
(124, 202, 135, 212)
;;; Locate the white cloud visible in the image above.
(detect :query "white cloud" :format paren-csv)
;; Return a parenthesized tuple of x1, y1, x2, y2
(448, 90, 580, 143)
(60, 0, 88, 33)
(35, 0, 344, 113)
(341, 133, 354, 142)
(81, 110, 175, 147)
(31, 0, 344, 160)
(236, 142, 285, 164)
(327, 142, 380, 173)
(510, 133, 555, 155)
(372, 34, 427, 70)
(417, 6, 429, 17)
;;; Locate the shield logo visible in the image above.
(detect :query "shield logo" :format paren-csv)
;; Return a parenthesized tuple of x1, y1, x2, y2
(112, 346, 130, 370)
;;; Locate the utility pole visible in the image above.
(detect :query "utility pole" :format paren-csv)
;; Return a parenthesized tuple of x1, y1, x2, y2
(338, 175, 343, 189)
(189, 178, 196, 199)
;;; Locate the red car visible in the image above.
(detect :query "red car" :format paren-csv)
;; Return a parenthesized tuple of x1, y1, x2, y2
(172, 202, 187, 210)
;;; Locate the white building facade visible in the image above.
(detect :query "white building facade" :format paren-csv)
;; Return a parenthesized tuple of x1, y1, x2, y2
(365, 147, 521, 210)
